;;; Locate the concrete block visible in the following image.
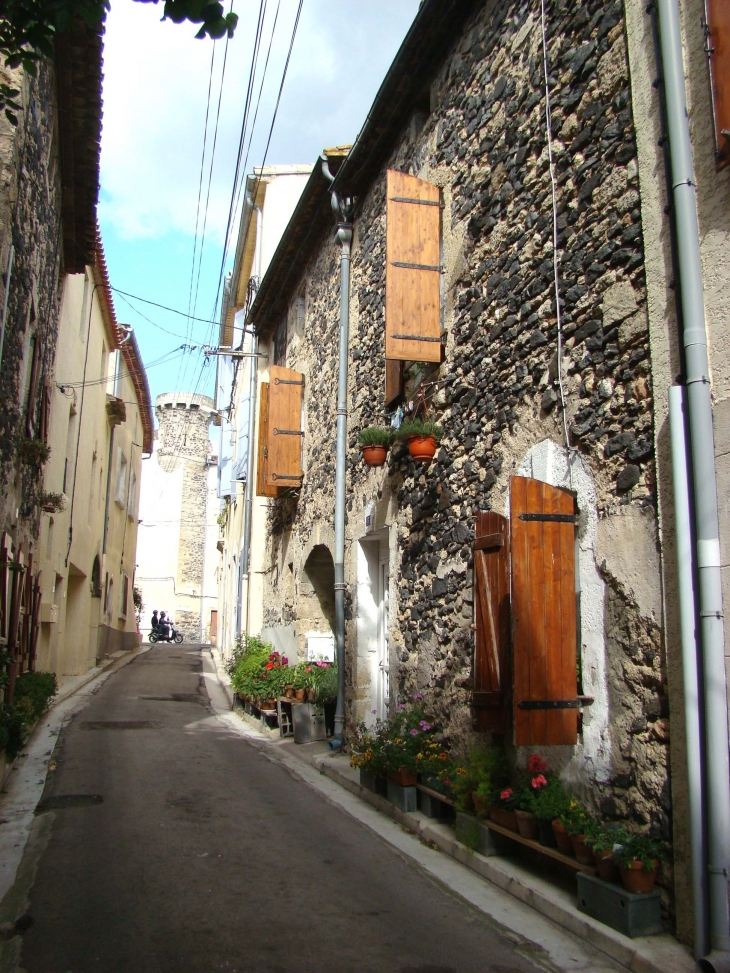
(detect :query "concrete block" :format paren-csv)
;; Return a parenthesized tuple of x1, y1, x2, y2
(418, 789, 446, 818)
(386, 779, 417, 812)
(577, 872, 662, 938)
(360, 769, 387, 796)
(455, 812, 497, 856)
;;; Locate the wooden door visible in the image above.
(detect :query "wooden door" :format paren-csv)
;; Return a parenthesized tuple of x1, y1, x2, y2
(510, 476, 579, 746)
(472, 512, 511, 733)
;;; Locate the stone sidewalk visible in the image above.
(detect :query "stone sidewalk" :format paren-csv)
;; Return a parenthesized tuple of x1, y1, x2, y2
(210, 646, 695, 973)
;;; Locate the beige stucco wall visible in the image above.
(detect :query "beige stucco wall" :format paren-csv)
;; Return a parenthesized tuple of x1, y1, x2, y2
(35, 271, 144, 683)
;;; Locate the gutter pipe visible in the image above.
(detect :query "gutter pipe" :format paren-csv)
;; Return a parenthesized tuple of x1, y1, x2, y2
(323, 155, 352, 750)
(658, 0, 730, 966)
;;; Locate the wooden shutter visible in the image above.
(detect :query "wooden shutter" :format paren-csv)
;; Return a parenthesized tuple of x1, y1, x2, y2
(707, 0, 730, 169)
(38, 381, 51, 444)
(256, 384, 279, 498)
(472, 512, 511, 733)
(385, 358, 404, 408)
(385, 170, 442, 363)
(264, 365, 304, 491)
(25, 338, 41, 435)
(510, 476, 579, 746)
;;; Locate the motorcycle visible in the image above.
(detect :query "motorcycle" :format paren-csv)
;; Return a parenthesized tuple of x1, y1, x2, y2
(149, 625, 184, 644)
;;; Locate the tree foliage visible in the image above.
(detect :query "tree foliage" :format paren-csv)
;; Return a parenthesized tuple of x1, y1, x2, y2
(0, 0, 238, 124)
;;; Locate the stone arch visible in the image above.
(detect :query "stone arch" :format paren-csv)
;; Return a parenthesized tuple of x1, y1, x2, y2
(300, 544, 336, 635)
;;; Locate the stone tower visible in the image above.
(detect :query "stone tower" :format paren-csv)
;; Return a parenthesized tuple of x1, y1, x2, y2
(153, 392, 217, 640)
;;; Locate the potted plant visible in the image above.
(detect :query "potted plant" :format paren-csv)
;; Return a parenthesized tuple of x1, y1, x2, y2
(449, 745, 508, 817)
(614, 833, 666, 894)
(17, 437, 51, 466)
(554, 798, 583, 855)
(396, 417, 443, 463)
(39, 492, 65, 513)
(358, 426, 395, 467)
(559, 800, 597, 865)
(489, 786, 520, 832)
(532, 776, 570, 848)
(512, 755, 551, 840)
(585, 827, 629, 883)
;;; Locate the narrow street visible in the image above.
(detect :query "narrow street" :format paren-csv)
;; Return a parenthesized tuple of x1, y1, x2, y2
(0, 645, 553, 973)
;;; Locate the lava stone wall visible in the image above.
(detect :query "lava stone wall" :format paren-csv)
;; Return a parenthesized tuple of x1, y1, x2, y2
(259, 0, 673, 913)
(0, 61, 63, 552)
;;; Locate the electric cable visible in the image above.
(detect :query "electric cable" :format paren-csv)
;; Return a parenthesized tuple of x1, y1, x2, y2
(110, 287, 228, 327)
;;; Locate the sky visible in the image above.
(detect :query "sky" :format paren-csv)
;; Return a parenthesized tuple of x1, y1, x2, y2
(98, 0, 421, 409)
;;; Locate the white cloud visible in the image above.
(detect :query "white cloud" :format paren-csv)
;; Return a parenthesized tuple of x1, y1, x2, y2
(99, 0, 420, 243)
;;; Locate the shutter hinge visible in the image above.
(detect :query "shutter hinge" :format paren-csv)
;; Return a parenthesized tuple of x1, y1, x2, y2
(271, 474, 303, 482)
(392, 334, 444, 343)
(389, 195, 443, 208)
(273, 378, 304, 386)
(390, 261, 443, 272)
(273, 428, 305, 436)
(518, 513, 577, 524)
(517, 697, 594, 710)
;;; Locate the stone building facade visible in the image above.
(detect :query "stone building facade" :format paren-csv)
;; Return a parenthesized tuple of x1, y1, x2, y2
(217, 0, 730, 946)
(136, 393, 219, 642)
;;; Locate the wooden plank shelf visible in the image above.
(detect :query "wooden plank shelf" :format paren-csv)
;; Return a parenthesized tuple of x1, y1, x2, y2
(415, 782, 455, 807)
(481, 819, 597, 874)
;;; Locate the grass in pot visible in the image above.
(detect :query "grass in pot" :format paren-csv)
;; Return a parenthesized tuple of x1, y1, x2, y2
(359, 426, 394, 467)
(396, 418, 443, 463)
(585, 827, 629, 884)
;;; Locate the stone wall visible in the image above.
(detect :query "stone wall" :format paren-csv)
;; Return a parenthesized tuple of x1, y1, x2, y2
(257, 0, 672, 915)
(0, 60, 63, 552)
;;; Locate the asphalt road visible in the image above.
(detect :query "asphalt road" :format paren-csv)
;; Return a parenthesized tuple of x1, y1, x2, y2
(8, 645, 547, 973)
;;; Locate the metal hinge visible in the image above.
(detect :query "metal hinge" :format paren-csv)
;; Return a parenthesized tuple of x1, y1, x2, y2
(517, 697, 594, 710)
(518, 513, 577, 524)
(273, 428, 305, 436)
(271, 474, 303, 482)
(274, 377, 304, 386)
(389, 196, 443, 208)
(391, 334, 443, 343)
(390, 261, 443, 272)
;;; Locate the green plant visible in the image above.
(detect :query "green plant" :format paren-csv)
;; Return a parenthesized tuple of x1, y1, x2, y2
(39, 492, 65, 513)
(559, 798, 596, 836)
(450, 746, 509, 812)
(614, 833, 667, 871)
(358, 426, 395, 449)
(531, 776, 571, 822)
(0, 706, 27, 760)
(133, 586, 144, 626)
(585, 826, 630, 854)
(14, 670, 58, 722)
(16, 437, 51, 465)
(396, 418, 443, 442)
(310, 663, 338, 704)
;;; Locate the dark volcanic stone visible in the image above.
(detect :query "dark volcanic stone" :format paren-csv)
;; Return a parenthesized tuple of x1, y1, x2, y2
(616, 464, 641, 491)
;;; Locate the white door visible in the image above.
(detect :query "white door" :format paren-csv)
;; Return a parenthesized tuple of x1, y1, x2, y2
(376, 556, 389, 720)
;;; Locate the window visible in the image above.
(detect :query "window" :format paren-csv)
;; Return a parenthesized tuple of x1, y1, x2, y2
(115, 448, 128, 507)
(472, 475, 580, 746)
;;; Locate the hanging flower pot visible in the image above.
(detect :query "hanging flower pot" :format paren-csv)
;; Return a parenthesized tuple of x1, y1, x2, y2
(395, 418, 443, 464)
(358, 427, 394, 468)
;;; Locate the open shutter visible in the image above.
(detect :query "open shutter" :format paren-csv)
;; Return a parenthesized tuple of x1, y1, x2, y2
(25, 339, 41, 436)
(510, 475, 579, 746)
(385, 170, 442, 363)
(385, 358, 404, 408)
(472, 512, 511, 733)
(265, 365, 304, 491)
(38, 381, 51, 444)
(707, 0, 730, 169)
(256, 384, 279, 498)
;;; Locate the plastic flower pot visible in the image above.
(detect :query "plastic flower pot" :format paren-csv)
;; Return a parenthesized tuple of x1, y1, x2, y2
(407, 435, 437, 462)
(537, 818, 558, 848)
(552, 820, 575, 855)
(515, 809, 539, 840)
(489, 806, 519, 832)
(595, 850, 621, 883)
(570, 833, 596, 866)
(386, 767, 417, 787)
(362, 445, 388, 467)
(620, 860, 659, 894)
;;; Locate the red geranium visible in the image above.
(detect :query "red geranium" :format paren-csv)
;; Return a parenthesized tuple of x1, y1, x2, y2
(531, 774, 548, 789)
(528, 754, 547, 774)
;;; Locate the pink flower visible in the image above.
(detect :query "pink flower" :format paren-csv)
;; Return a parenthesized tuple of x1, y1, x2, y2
(410, 728, 419, 736)
(419, 720, 431, 731)
(528, 755, 547, 774)
(281, 656, 289, 666)
(500, 788, 513, 801)
(531, 774, 548, 789)
(413, 693, 423, 700)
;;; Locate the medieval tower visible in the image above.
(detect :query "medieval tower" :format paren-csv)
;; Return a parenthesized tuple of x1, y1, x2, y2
(136, 392, 219, 642)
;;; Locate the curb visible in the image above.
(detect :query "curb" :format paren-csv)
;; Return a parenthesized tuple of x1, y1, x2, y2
(307, 754, 694, 973)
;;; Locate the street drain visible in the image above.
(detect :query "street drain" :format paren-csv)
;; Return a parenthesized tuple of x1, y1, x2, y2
(140, 694, 206, 705)
(36, 795, 103, 813)
(81, 720, 160, 730)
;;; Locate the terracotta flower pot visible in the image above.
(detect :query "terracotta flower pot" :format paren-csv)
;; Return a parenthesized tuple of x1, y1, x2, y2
(305, 687, 314, 702)
(362, 445, 388, 467)
(515, 809, 539, 840)
(386, 767, 417, 787)
(595, 850, 621, 883)
(489, 806, 519, 832)
(294, 689, 305, 701)
(407, 435, 437, 462)
(620, 860, 659, 894)
(473, 794, 490, 819)
(552, 820, 575, 855)
(285, 687, 294, 698)
(570, 833, 596, 866)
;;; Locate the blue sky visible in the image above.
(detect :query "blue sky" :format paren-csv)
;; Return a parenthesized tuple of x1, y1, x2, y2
(98, 0, 421, 408)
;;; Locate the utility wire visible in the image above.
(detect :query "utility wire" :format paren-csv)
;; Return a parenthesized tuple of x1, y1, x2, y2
(111, 287, 223, 327)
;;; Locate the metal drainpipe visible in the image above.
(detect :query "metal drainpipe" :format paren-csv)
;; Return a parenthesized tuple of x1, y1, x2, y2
(323, 156, 353, 748)
(657, 0, 730, 967)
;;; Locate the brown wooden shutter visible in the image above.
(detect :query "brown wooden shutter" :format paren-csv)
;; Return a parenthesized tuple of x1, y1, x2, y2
(385, 170, 442, 363)
(38, 381, 51, 444)
(25, 338, 41, 436)
(510, 475, 579, 746)
(472, 511, 511, 734)
(708, 0, 730, 169)
(265, 365, 304, 491)
(385, 358, 404, 408)
(255, 383, 280, 498)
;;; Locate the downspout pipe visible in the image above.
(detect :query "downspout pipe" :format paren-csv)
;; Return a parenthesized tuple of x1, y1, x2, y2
(241, 327, 259, 635)
(657, 0, 730, 967)
(324, 154, 353, 749)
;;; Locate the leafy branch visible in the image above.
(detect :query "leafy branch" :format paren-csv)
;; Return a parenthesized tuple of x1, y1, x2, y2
(0, 0, 238, 124)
